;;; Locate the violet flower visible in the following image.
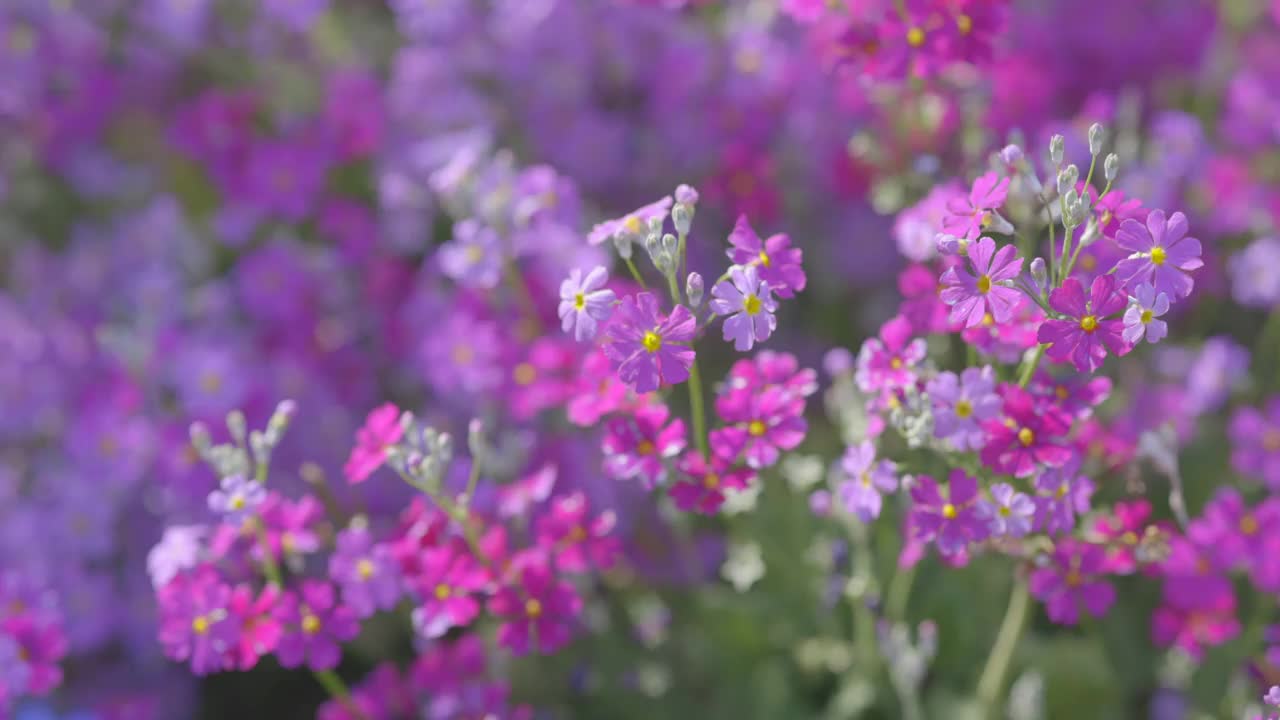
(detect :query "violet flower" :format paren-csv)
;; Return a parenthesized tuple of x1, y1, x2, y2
(1114, 209, 1203, 300)
(939, 236, 1025, 328)
(928, 366, 1001, 451)
(1037, 275, 1130, 374)
(837, 441, 898, 522)
(1122, 282, 1170, 345)
(557, 266, 616, 342)
(710, 265, 778, 352)
(604, 292, 696, 393)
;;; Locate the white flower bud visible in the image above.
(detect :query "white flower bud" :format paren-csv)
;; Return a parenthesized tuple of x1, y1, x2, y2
(1056, 165, 1078, 196)
(1104, 153, 1119, 182)
(612, 232, 633, 260)
(686, 272, 704, 308)
(672, 204, 692, 236)
(1030, 257, 1047, 287)
(1088, 123, 1104, 156)
(1049, 134, 1065, 167)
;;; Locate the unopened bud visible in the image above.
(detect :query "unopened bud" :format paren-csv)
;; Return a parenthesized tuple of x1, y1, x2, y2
(1104, 153, 1119, 182)
(1030, 257, 1047, 288)
(1056, 165, 1078, 196)
(686, 272, 704, 308)
(1088, 123, 1104, 156)
(467, 418, 485, 460)
(661, 232, 678, 258)
(226, 410, 247, 446)
(672, 204, 692, 236)
(189, 422, 212, 456)
(674, 184, 699, 206)
(1049, 134, 1065, 167)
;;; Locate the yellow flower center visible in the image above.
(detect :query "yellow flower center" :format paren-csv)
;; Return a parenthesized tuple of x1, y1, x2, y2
(1100, 210, 1112, 226)
(1264, 429, 1280, 452)
(569, 525, 588, 543)
(574, 292, 585, 310)
(942, 503, 957, 520)
(954, 399, 973, 419)
(1065, 570, 1082, 587)
(191, 615, 210, 635)
(1150, 246, 1167, 266)
(758, 250, 771, 267)
(525, 598, 543, 618)
(636, 440, 656, 456)
(1055, 386, 1070, 400)
(1121, 531, 1138, 545)
(453, 344, 474, 364)
(744, 294, 762, 315)
(1079, 315, 1098, 332)
(465, 245, 484, 264)
(1140, 309, 1153, 324)
(860, 471, 872, 487)
(357, 559, 375, 581)
(906, 27, 925, 47)
(982, 312, 995, 327)
(977, 274, 992, 294)
(641, 331, 662, 353)
(434, 584, 452, 600)
(200, 371, 222, 394)
(1241, 514, 1259, 536)
(703, 473, 721, 490)
(514, 362, 537, 385)
(230, 495, 246, 511)
(1017, 427, 1035, 447)
(998, 505, 1011, 517)
(623, 215, 643, 235)
(956, 13, 973, 34)
(730, 172, 756, 197)
(301, 614, 321, 635)
(890, 357, 903, 369)
(748, 420, 767, 437)
(1055, 483, 1068, 499)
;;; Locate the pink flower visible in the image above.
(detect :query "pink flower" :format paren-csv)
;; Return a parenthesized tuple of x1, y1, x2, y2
(979, 385, 1073, 478)
(602, 404, 686, 488)
(343, 403, 405, 484)
(229, 584, 281, 671)
(855, 316, 927, 393)
(410, 539, 489, 639)
(1029, 539, 1116, 626)
(669, 453, 754, 515)
(489, 563, 582, 656)
(535, 492, 621, 572)
(274, 581, 359, 671)
(711, 387, 807, 469)
(725, 215, 806, 298)
(939, 236, 1024, 327)
(1037, 275, 1131, 374)
(942, 172, 1010, 240)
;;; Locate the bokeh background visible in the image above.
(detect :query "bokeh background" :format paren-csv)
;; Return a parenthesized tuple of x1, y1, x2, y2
(2, 0, 1280, 718)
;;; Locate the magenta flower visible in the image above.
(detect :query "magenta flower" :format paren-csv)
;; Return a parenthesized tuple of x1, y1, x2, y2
(1229, 396, 1280, 490)
(908, 470, 988, 556)
(1159, 537, 1235, 610)
(274, 581, 359, 671)
(1037, 275, 1131, 373)
(206, 474, 265, 526)
(558, 266, 616, 342)
(980, 483, 1035, 538)
(489, 564, 582, 655)
(837, 441, 898, 522)
(718, 350, 818, 418)
(710, 265, 778, 352)
(979, 386, 1072, 478)
(1152, 597, 1240, 661)
(586, 196, 672, 246)
(711, 387, 807, 469)
(1034, 459, 1096, 535)
(343, 403, 405, 485)
(228, 584, 281, 671)
(2, 614, 66, 696)
(601, 404, 686, 488)
(1188, 489, 1280, 591)
(329, 525, 403, 619)
(535, 492, 621, 572)
(410, 540, 488, 639)
(1027, 371, 1112, 418)
(928, 366, 1001, 451)
(670, 452, 755, 515)
(941, 172, 1010, 240)
(1029, 539, 1116, 626)
(1089, 500, 1153, 575)
(939, 236, 1024, 327)
(1122, 282, 1170, 345)
(1114, 209, 1203, 300)
(726, 215, 806, 298)
(157, 569, 238, 676)
(854, 316, 927, 393)
(604, 292, 696, 393)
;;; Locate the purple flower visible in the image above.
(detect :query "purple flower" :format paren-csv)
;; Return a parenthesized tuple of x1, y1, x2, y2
(557, 266, 615, 342)
(438, 220, 502, 289)
(928, 366, 1001, 451)
(939, 237, 1025, 328)
(587, 196, 672, 246)
(981, 483, 1035, 537)
(158, 569, 239, 675)
(980, 386, 1073, 478)
(1122, 282, 1170, 345)
(855, 316, 927, 393)
(489, 563, 582, 656)
(207, 475, 266, 526)
(711, 387, 807, 469)
(726, 215, 806, 298)
(710, 265, 778, 352)
(1029, 539, 1116, 626)
(329, 526, 402, 619)
(602, 404, 686, 488)
(604, 292, 696, 393)
(274, 581, 359, 671)
(1229, 396, 1280, 490)
(1037, 275, 1130, 373)
(1229, 237, 1280, 308)
(1114, 209, 1203, 300)
(837, 441, 898, 522)
(908, 470, 988, 556)
(941, 172, 1010, 240)
(1034, 459, 1096, 535)
(410, 540, 488, 639)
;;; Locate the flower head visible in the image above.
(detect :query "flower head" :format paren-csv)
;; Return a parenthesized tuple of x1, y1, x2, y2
(711, 265, 779, 352)
(980, 483, 1035, 538)
(158, 569, 239, 675)
(602, 404, 686, 488)
(855, 316, 927, 393)
(1029, 539, 1116, 626)
(979, 385, 1072, 478)
(939, 237, 1024, 328)
(1037, 275, 1131, 373)
(928, 366, 1001, 451)
(535, 492, 621, 571)
(942, 172, 1010, 240)
(438, 219, 502, 289)
(1114, 209, 1203, 300)
(908, 470, 988, 556)
(1122, 282, 1170, 345)
(274, 581, 359, 671)
(1229, 396, 1280, 490)
(711, 387, 807, 469)
(725, 215, 805, 298)
(329, 525, 403, 619)
(837, 441, 898, 522)
(410, 539, 488, 639)
(489, 563, 582, 655)
(587, 196, 672, 246)
(207, 474, 265, 526)
(558, 266, 616, 342)
(604, 292, 696, 393)
(670, 452, 754, 516)
(344, 403, 405, 485)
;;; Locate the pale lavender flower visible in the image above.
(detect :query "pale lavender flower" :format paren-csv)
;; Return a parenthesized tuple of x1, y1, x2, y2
(836, 441, 898, 522)
(438, 220, 502, 289)
(587, 197, 672, 246)
(207, 475, 265, 525)
(981, 483, 1035, 537)
(1114, 209, 1203, 300)
(1122, 282, 1170, 345)
(1229, 237, 1280, 308)
(928, 366, 1001, 451)
(710, 265, 778, 352)
(557, 266, 616, 342)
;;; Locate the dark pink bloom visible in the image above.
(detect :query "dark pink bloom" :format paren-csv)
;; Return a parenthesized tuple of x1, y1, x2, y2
(1029, 539, 1116, 626)
(726, 215, 806, 298)
(1090, 500, 1154, 574)
(1152, 593, 1240, 661)
(601, 404, 686, 488)
(507, 338, 576, 421)
(939, 236, 1024, 327)
(854, 316, 927, 393)
(410, 539, 489, 639)
(979, 385, 1073, 478)
(535, 492, 621, 572)
(1027, 370, 1112, 419)
(274, 581, 359, 671)
(497, 465, 558, 520)
(256, 493, 323, 564)
(3, 613, 66, 695)
(157, 568, 238, 676)
(669, 452, 754, 515)
(1037, 275, 1131, 374)
(604, 292, 697, 393)
(1158, 537, 1234, 610)
(229, 584, 281, 671)
(907, 470, 988, 556)
(489, 563, 582, 656)
(718, 350, 817, 419)
(942, 172, 1010, 240)
(711, 387, 807, 469)
(344, 403, 405, 484)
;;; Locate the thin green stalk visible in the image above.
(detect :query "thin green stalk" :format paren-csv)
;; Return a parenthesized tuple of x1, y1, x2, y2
(687, 359, 710, 458)
(624, 256, 648, 289)
(1016, 345, 1046, 388)
(253, 521, 283, 587)
(848, 524, 881, 677)
(314, 668, 366, 720)
(886, 565, 916, 622)
(975, 579, 1031, 719)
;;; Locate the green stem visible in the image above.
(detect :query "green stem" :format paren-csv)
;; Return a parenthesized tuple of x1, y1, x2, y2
(848, 524, 881, 677)
(687, 359, 710, 458)
(1016, 345, 1046, 388)
(624, 256, 648, 289)
(314, 669, 366, 720)
(253, 521, 283, 587)
(886, 565, 916, 621)
(975, 579, 1031, 719)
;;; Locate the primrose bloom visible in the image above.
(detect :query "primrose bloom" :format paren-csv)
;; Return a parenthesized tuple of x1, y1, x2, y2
(836, 441, 898, 522)
(207, 474, 265, 526)
(939, 236, 1024, 327)
(710, 265, 778, 352)
(941, 172, 1010, 240)
(725, 215, 806, 298)
(1114, 209, 1203, 300)
(601, 404, 686, 488)
(604, 292, 696, 393)
(343, 403, 405, 485)
(908, 470, 988, 556)
(1122, 282, 1170, 345)
(557, 266, 616, 342)
(587, 197, 672, 246)
(928, 366, 1001, 451)
(489, 563, 582, 656)
(1037, 275, 1130, 374)
(273, 581, 359, 671)
(1029, 539, 1116, 626)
